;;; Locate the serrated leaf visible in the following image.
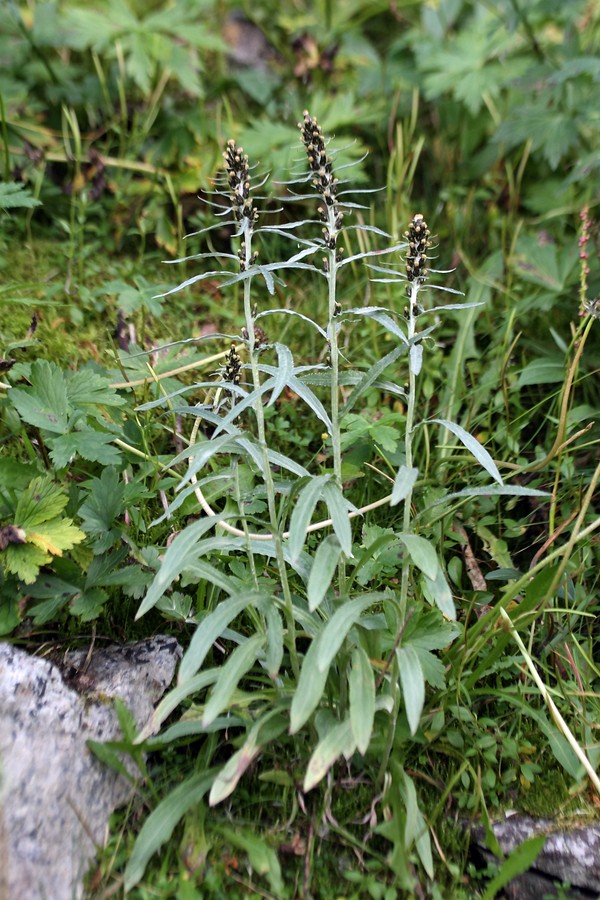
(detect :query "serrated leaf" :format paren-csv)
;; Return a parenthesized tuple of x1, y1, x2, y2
(66, 368, 127, 409)
(9, 360, 71, 433)
(2, 542, 49, 584)
(0, 182, 42, 210)
(49, 430, 122, 467)
(349, 646, 375, 755)
(397, 645, 425, 735)
(429, 418, 503, 484)
(27, 517, 85, 556)
(15, 475, 68, 527)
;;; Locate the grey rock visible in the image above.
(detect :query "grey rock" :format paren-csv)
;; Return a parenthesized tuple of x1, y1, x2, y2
(0, 636, 182, 900)
(469, 813, 600, 898)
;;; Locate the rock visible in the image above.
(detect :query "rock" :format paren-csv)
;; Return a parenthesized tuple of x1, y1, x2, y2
(468, 812, 600, 898)
(0, 636, 182, 900)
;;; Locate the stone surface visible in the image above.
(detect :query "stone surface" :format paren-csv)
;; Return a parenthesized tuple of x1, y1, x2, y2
(469, 812, 600, 899)
(0, 636, 182, 900)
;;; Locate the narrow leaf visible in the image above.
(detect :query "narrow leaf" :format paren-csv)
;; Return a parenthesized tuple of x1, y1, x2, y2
(391, 466, 419, 506)
(481, 834, 547, 900)
(303, 718, 355, 792)
(349, 646, 375, 755)
(429, 418, 503, 485)
(316, 595, 375, 673)
(322, 482, 354, 557)
(136, 517, 223, 618)
(124, 771, 215, 890)
(398, 533, 438, 580)
(179, 592, 263, 683)
(397, 645, 425, 735)
(289, 633, 329, 734)
(307, 535, 342, 611)
(288, 475, 331, 563)
(202, 633, 264, 727)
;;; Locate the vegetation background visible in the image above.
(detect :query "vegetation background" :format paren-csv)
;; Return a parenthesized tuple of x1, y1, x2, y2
(1, 0, 599, 897)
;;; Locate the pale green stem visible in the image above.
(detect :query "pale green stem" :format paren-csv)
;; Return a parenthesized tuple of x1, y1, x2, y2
(399, 279, 420, 620)
(378, 279, 421, 784)
(241, 222, 299, 677)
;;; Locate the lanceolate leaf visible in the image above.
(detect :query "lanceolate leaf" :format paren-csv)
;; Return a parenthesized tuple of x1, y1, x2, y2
(428, 418, 503, 485)
(307, 535, 342, 611)
(288, 475, 332, 563)
(391, 465, 419, 506)
(349, 646, 375, 755)
(178, 592, 267, 683)
(124, 771, 216, 891)
(316, 595, 375, 673)
(202, 633, 265, 727)
(397, 645, 425, 735)
(303, 718, 355, 792)
(398, 534, 438, 580)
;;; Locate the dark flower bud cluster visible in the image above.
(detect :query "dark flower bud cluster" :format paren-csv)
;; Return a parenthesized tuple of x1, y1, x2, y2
(298, 111, 344, 268)
(223, 343, 242, 385)
(404, 213, 431, 297)
(223, 139, 259, 271)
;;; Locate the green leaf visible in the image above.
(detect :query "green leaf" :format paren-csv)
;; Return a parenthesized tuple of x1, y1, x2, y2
(268, 343, 294, 406)
(264, 605, 284, 678)
(26, 516, 85, 557)
(15, 475, 68, 527)
(209, 711, 287, 806)
(516, 358, 565, 387)
(288, 475, 332, 563)
(136, 670, 220, 742)
(178, 592, 265, 683)
(316, 595, 375, 673)
(421, 565, 456, 620)
(349, 646, 375, 755)
(217, 826, 285, 897)
(303, 718, 355, 792)
(66, 368, 126, 410)
(9, 360, 71, 433)
(391, 466, 419, 506)
(402, 770, 434, 878)
(202, 633, 264, 727)
(428, 418, 503, 485)
(136, 516, 224, 618)
(49, 430, 122, 467)
(78, 467, 125, 552)
(289, 633, 329, 734)
(397, 645, 425, 735)
(307, 535, 342, 611)
(481, 834, 547, 900)
(397, 534, 438, 580)
(322, 482, 354, 557)
(0, 182, 41, 210)
(124, 771, 215, 891)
